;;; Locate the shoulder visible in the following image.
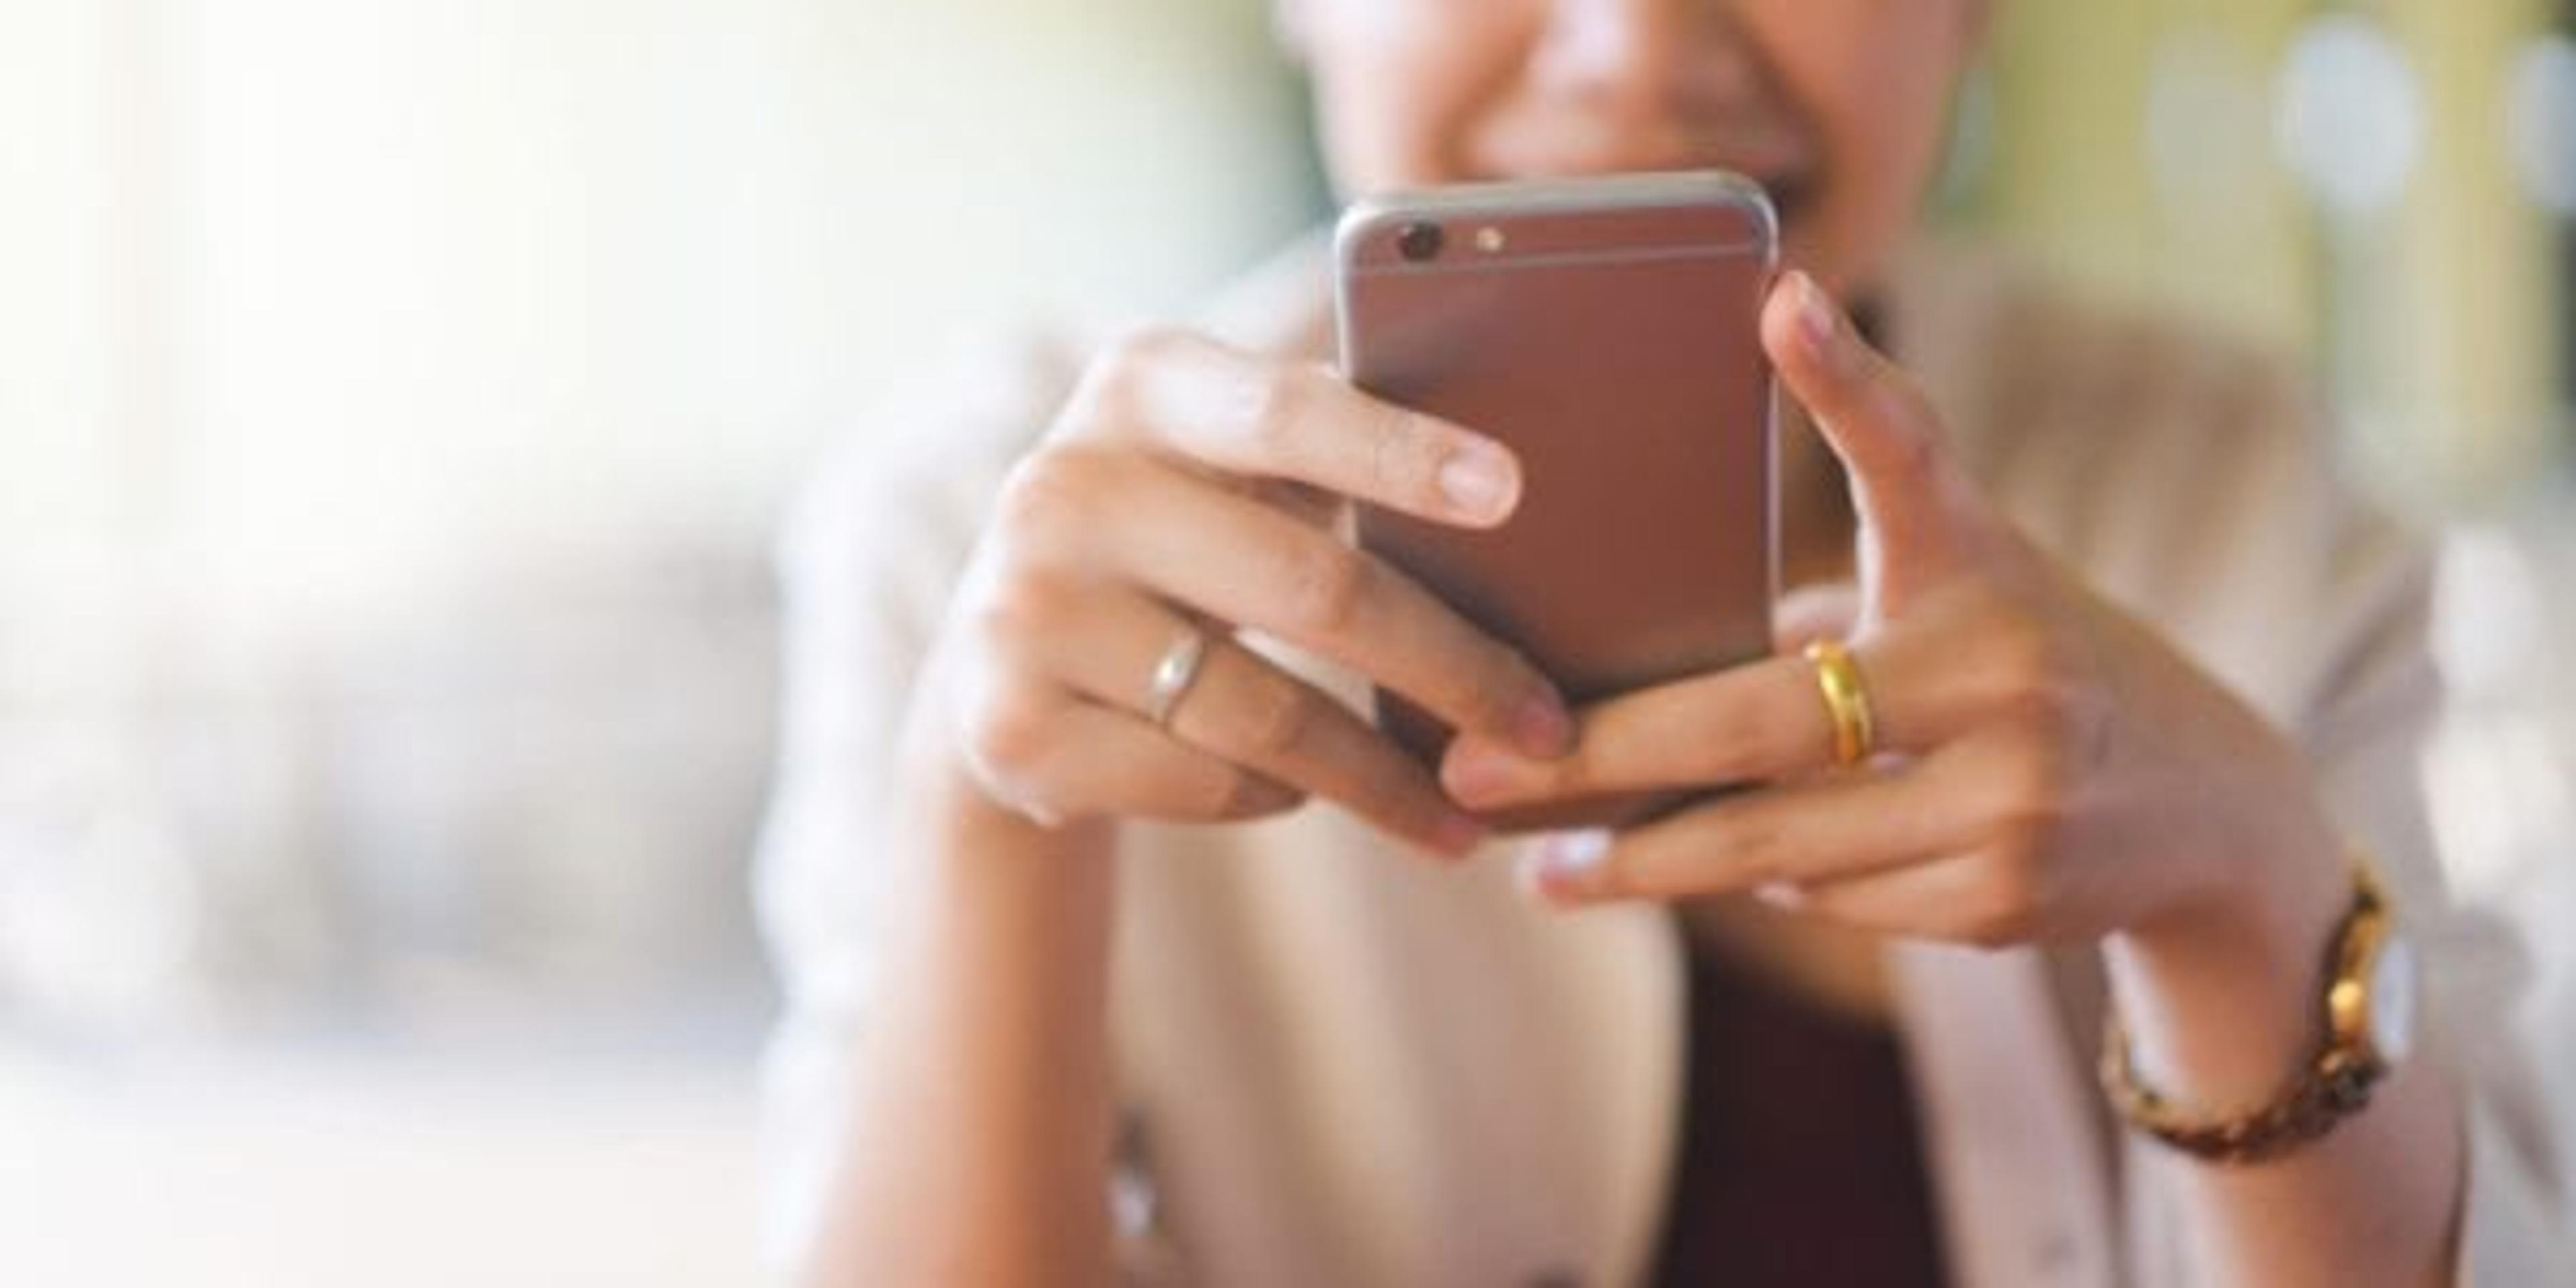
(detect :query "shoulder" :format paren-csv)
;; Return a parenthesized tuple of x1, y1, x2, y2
(1892, 240, 2434, 728)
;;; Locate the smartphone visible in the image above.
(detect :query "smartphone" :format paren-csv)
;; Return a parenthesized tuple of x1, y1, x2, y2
(1334, 171, 1778, 830)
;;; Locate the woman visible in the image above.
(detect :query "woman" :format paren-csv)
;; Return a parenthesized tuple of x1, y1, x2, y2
(758, 1, 2567, 1283)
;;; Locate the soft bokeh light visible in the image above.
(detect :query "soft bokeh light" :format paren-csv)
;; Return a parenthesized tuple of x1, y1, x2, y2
(2509, 36, 2576, 216)
(2276, 15, 2424, 221)
(2, 1, 1311, 1282)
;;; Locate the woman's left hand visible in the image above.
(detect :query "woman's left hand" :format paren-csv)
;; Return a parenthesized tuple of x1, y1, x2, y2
(1440, 271, 2344, 949)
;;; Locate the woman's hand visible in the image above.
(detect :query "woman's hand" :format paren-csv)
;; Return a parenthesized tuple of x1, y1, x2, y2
(1440, 272, 2346, 948)
(920, 327, 1575, 857)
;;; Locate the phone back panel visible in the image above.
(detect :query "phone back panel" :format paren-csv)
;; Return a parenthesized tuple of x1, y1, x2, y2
(1336, 174, 1777, 822)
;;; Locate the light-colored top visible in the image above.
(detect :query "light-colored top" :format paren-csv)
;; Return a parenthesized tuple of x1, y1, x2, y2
(755, 238, 2569, 1286)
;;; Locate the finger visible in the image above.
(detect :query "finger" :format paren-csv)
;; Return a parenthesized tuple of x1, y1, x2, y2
(1443, 591, 2070, 809)
(1754, 851, 2049, 949)
(1018, 582, 1488, 856)
(1748, 726, 2082, 947)
(961, 688, 1302, 826)
(1445, 651, 1829, 807)
(1774, 582, 1860, 653)
(1444, 619, 1973, 808)
(1760, 271, 1971, 574)
(1240, 476, 1344, 530)
(1075, 328, 1524, 529)
(1057, 451, 1572, 759)
(1513, 762, 1984, 905)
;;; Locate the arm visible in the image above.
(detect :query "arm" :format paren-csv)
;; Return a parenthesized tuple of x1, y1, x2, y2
(2100, 761, 2461, 1287)
(2096, 525, 2464, 1285)
(767, 329, 1576, 1287)
(2110, 527, 2570, 1285)
(802, 760, 1123, 1287)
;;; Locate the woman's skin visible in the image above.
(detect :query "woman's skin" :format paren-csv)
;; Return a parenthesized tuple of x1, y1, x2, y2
(806, 2, 2465, 1285)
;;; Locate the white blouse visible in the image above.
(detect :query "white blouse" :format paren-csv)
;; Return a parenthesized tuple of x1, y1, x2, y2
(756, 237, 2570, 1285)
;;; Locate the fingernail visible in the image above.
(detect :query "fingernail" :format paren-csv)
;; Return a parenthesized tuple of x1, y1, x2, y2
(1793, 272, 1839, 360)
(1444, 740, 1536, 806)
(1430, 810, 1488, 859)
(1515, 828, 1612, 899)
(1752, 879, 1808, 911)
(1438, 442, 1517, 521)
(1512, 692, 1576, 759)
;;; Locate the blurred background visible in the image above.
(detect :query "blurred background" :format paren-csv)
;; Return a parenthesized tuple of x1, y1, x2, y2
(1, 1, 2569, 1283)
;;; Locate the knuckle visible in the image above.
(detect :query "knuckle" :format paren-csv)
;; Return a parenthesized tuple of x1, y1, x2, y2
(1093, 325, 1194, 389)
(1876, 417, 1940, 483)
(1440, 672, 1527, 745)
(969, 562, 1075, 649)
(1703, 812, 1784, 885)
(1173, 764, 1246, 821)
(1010, 784, 1073, 829)
(1067, 326, 1199, 432)
(1273, 540, 1374, 635)
(1956, 905, 2031, 951)
(2000, 674, 2096, 751)
(993, 447, 1108, 546)
(1981, 616, 2096, 737)
(1889, 377, 1944, 443)
(1688, 686, 1777, 782)
(1349, 786, 1434, 842)
(1981, 602, 2057, 682)
(1238, 366, 1313, 458)
(960, 686, 1056, 784)
(1984, 746, 2071, 860)
(1217, 769, 1303, 820)
(1984, 809, 2052, 873)
(1858, 366, 1944, 470)
(1957, 858, 2047, 949)
(1230, 673, 1324, 760)
(1738, 819, 1794, 883)
(1367, 407, 1444, 504)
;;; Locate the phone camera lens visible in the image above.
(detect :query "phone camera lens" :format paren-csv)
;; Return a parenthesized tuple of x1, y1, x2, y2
(1395, 221, 1444, 263)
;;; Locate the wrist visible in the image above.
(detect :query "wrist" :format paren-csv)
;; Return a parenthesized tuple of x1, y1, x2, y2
(906, 755, 1119, 902)
(881, 713, 1123, 990)
(834, 729, 1123, 1288)
(2101, 805, 2351, 1108)
(898, 686, 1122, 866)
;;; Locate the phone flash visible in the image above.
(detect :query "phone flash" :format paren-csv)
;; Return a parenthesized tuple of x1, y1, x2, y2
(1474, 225, 1507, 254)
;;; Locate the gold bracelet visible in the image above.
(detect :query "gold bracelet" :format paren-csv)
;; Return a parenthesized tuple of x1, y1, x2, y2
(2097, 861, 2410, 1165)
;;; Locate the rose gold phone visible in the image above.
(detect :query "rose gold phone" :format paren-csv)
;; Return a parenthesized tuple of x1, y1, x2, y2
(1334, 172, 1778, 830)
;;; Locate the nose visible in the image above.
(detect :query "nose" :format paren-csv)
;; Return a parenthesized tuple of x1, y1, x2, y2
(1528, 0, 1756, 119)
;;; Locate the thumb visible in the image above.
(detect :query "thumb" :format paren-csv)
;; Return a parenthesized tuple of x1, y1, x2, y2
(1773, 582, 1860, 653)
(1761, 270, 1974, 585)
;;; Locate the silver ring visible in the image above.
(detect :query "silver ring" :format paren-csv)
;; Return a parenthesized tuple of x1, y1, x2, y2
(1144, 629, 1210, 728)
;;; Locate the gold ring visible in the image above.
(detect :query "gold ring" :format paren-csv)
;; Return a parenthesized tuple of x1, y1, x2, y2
(1803, 638, 1876, 768)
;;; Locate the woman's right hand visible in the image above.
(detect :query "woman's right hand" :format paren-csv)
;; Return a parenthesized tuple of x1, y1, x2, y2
(920, 327, 1576, 857)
